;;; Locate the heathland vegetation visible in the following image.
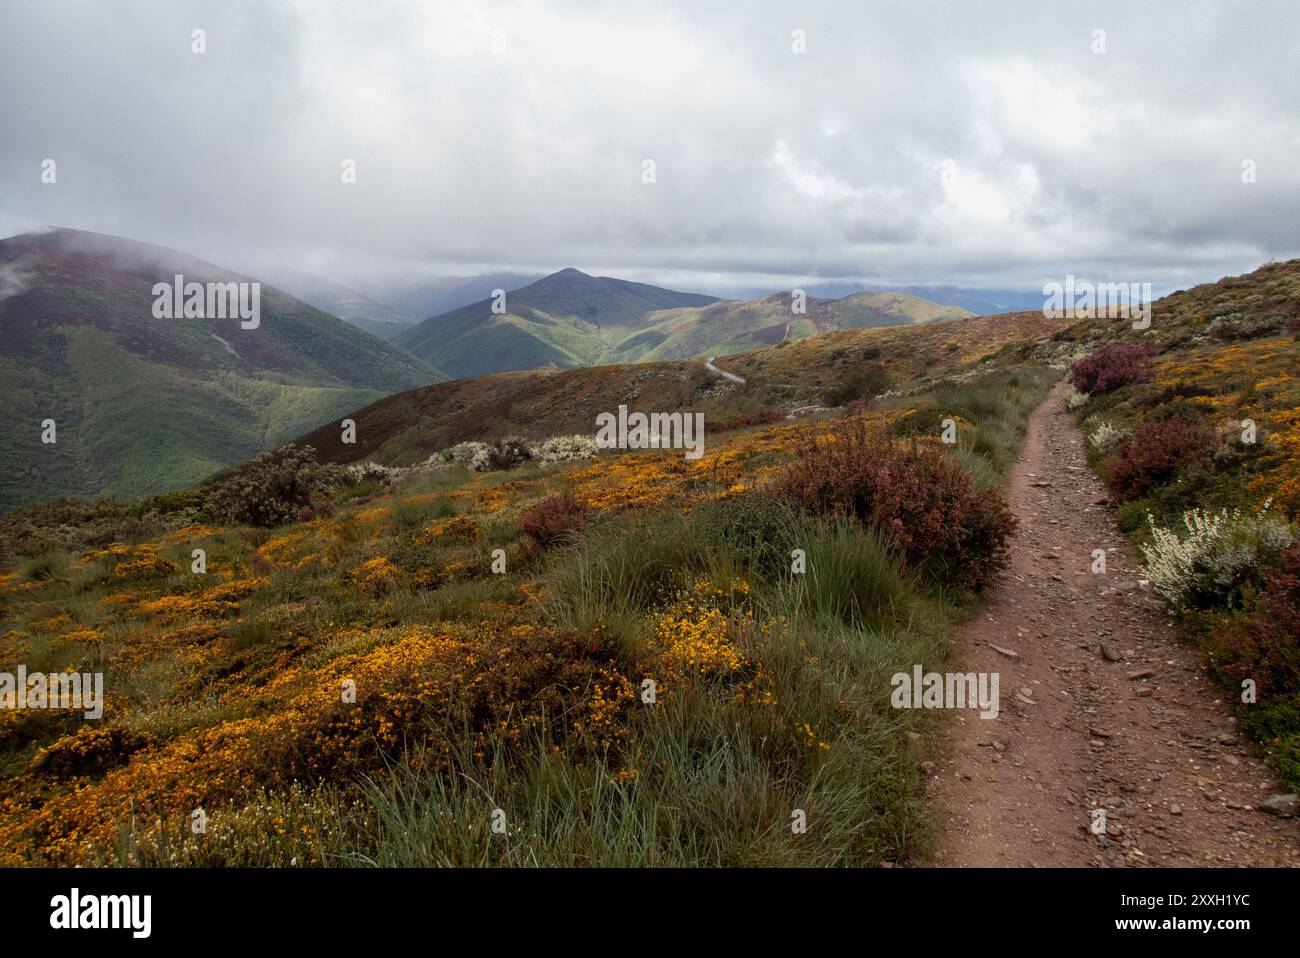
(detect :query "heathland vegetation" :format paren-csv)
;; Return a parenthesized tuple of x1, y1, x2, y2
(1063, 309, 1300, 789)
(0, 334, 1051, 864)
(1, 255, 1297, 865)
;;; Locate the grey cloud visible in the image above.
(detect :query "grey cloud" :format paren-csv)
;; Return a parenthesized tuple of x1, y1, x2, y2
(1, 0, 1297, 298)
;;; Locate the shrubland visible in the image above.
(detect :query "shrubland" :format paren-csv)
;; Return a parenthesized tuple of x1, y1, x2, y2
(1067, 330, 1300, 789)
(0, 364, 1054, 866)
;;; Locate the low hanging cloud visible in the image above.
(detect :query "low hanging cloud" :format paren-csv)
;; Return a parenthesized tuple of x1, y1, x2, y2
(1, 0, 1297, 296)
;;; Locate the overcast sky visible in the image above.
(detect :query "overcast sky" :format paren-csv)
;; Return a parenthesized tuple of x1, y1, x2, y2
(2, 0, 1298, 297)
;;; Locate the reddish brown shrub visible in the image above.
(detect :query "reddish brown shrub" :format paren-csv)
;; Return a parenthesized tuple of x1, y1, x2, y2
(1214, 546, 1300, 695)
(714, 410, 785, 432)
(522, 490, 587, 546)
(1105, 415, 1215, 501)
(1068, 343, 1155, 395)
(775, 419, 1015, 590)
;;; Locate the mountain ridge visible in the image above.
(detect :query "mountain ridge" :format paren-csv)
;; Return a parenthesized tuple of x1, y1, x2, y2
(396, 267, 972, 378)
(0, 227, 442, 511)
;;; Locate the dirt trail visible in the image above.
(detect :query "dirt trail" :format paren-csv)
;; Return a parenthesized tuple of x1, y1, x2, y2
(928, 381, 1300, 867)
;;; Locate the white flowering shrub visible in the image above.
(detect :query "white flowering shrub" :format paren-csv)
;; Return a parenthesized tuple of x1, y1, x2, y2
(1063, 386, 1088, 411)
(1141, 502, 1296, 611)
(437, 435, 600, 471)
(440, 441, 491, 468)
(530, 435, 599, 463)
(1087, 420, 1125, 453)
(344, 461, 398, 484)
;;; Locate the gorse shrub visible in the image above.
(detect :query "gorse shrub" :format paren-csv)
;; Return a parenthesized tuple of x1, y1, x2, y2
(1105, 415, 1216, 501)
(1068, 343, 1155, 395)
(206, 446, 336, 528)
(775, 419, 1015, 590)
(1140, 503, 1296, 611)
(28, 726, 153, 779)
(521, 490, 587, 547)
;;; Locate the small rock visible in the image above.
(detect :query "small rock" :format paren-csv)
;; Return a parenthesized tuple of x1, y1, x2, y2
(1101, 644, 1124, 662)
(1127, 669, 1155, 680)
(1259, 794, 1298, 818)
(1169, 804, 1182, 816)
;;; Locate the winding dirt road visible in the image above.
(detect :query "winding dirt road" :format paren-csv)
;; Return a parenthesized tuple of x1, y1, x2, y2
(704, 356, 745, 384)
(927, 381, 1300, 867)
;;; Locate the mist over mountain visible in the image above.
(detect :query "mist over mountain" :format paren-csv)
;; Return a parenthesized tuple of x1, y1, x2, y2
(255, 267, 419, 340)
(0, 228, 441, 511)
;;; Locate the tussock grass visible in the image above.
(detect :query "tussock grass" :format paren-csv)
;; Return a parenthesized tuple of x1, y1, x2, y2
(0, 362, 1056, 867)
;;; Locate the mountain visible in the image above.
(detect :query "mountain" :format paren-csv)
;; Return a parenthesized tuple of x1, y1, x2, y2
(642, 290, 973, 361)
(0, 228, 442, 512)
(258, 268, 419, 339)
(300, 253, 1300, 471)
(395, 268, 720, 378)
(716, 281, 1048, 315)
(888, 285, 1047, 316)
(371, 271, 547, 322)
(395, 268, 972, 379)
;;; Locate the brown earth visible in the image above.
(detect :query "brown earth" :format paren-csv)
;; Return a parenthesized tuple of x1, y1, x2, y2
(927, 381, 1300, 867)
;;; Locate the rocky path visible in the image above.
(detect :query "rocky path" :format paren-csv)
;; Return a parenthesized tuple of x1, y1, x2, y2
(927, 381, 1300, 867)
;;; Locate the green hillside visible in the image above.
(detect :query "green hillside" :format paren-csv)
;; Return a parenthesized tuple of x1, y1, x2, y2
(396, 268, 973, 378)
(0, 229, 442, 511)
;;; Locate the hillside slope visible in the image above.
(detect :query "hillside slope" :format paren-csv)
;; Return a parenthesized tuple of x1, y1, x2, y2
(394, 268, 718, 378)
(0, 228, 442, 511)
(395, 268, 973, 378)
(303, 309, 1056, 466)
